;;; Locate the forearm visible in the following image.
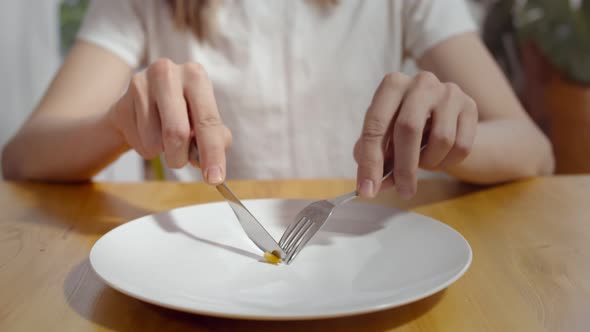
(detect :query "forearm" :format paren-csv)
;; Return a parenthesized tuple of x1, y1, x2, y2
(444, 118, 555, 184)
(2, 111, 128, 182)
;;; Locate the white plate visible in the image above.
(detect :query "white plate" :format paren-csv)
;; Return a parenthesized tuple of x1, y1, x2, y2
(90, 199, 471, 320)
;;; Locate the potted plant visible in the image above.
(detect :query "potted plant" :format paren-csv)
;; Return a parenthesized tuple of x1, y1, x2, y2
(483, 0, 590, 173)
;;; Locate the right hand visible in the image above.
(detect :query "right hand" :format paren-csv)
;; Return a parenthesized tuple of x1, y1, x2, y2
(108, 58, 232, 185)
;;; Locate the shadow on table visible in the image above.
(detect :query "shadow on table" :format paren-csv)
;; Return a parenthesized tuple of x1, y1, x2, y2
(357, 177, 482, 210)
(3, 182, 153, 235)
(64, 259, 446, 332)
(265, 178, 483, 248)
(267, 199, 404, 248)
(4, 178, 481, 239)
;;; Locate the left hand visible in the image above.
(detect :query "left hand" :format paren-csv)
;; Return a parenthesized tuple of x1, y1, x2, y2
(354, 71, 478, 199)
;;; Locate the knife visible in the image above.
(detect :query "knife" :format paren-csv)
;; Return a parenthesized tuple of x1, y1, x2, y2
(189, 143, 285, 259)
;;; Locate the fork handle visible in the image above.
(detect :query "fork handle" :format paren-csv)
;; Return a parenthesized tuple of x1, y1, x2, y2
(327, 190, 358, 206)
(327, 169, 392, 206)
(329, 141, 426, 206)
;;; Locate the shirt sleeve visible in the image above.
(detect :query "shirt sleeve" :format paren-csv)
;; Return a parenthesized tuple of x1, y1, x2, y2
(76, 0, 146, 68)
(403, 0, 477, 59)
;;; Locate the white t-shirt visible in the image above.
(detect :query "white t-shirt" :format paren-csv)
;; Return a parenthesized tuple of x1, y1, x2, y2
(78, 0, 476, 181)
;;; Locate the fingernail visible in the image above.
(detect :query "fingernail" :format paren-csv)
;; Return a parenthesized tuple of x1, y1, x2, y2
(358, 179, 375, 197)
(206, 166, 223, 184)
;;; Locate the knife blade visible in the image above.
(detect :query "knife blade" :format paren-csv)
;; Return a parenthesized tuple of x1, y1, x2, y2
(189, 143, 284, 258)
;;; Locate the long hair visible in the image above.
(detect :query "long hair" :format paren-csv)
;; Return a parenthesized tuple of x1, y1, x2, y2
(167, 0, 339, 40)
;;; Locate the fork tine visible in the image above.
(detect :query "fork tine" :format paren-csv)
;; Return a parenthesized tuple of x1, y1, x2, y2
(284, 224, 319, 264)
(279, 215, 301, 247)
(279, 215, 306, 248)
(284, 221, 313, 260)
(282, 217, 313, 255)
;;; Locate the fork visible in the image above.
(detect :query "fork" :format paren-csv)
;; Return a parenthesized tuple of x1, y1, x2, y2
(279, 143, 427, 264)
(278, 170, 392, 264)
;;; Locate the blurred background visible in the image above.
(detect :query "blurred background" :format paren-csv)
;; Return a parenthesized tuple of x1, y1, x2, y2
(1, 0, 588, 181)
(0, 0, 142, 181)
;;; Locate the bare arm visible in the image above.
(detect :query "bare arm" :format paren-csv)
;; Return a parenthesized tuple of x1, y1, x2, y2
(354, 32, 554, 199)
(418, 32, 554, 184)
(2, 40, 231, 183)
(2, 41, 132, 181)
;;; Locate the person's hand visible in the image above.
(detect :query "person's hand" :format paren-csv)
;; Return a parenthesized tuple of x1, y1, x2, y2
(108, 58, 232, 184)
(354, 71, 478, 199)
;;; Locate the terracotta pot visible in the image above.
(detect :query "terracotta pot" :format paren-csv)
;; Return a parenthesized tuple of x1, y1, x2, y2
(520, 42, 553, 134)
(545, 76, 590, 173)
(520, 43, 590, 174)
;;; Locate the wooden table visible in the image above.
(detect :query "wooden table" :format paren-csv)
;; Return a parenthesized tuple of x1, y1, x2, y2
(1, 177, 589, 331)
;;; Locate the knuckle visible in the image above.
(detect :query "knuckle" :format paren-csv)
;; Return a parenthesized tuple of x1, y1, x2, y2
(150, 58, 175, 80)
(432, 131, 453, 148)
(382, 72, 407, 90)
(163, 124, 190, 145)
(394, 118, 420, 138)
(443, 82, 463, 101)
(415, 71, 439, 88)
(183, 62, 206, 82)
(195, 114, 223, 128)
(361, 118, 388, 142)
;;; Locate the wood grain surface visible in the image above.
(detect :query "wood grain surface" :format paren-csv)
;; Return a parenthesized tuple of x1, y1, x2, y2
(1, 177, 589, 331)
